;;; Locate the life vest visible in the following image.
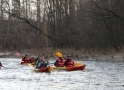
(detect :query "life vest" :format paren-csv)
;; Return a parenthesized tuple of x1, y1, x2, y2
(56, 59, 65, 67)
(40, 61, 48, 67)
(36, 60, 48, 68)
(64, 59, 74, 67)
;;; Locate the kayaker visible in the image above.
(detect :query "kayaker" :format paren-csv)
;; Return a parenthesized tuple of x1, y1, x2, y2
(22, 54, 30, 63)
(36, 57, 49, 69)
(28, 57, 35, 63)
(0, 62, 2, 69)
(64, 55, 75, 67)
(54, 57, 65, 67)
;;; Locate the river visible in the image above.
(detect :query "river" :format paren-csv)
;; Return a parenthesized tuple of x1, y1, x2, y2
(0, 58, 124, 90)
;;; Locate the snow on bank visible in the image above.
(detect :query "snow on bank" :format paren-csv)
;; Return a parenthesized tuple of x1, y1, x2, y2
(0, 58, 124, 90)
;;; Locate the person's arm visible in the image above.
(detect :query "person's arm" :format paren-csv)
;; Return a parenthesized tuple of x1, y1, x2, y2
(22, 57, 25, 61)
(47, 60, 49, 65)
(54, 60, 58, 66)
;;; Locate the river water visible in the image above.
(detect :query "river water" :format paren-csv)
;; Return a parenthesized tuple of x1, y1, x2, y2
(0, 58, 124, 90)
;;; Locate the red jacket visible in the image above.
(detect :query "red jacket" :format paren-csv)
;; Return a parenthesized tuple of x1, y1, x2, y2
(28, 58, 35, 63)
(64, 59, 75, 67)
(22, 57, 30, 62)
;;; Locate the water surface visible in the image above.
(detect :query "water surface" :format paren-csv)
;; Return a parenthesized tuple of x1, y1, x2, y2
(0, 58, 124, 90)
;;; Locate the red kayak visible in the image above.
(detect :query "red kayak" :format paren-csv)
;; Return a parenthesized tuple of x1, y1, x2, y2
(54, 64, 86, 71)
(33, 66, 51, 73)
(20, 61, 26, 65)
(20, 61, 31, 65)
(20, 61, 34, 65)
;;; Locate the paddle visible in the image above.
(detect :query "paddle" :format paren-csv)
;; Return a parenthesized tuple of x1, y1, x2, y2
(49, 66, 55, 72)
(54, 51, 63, 57)
(28, 63, 34, 67)
(30, 69, 34, 73)
(75, 61, 83, 66)
(1, 66, 9, 69)
(30, 66, 37, 73)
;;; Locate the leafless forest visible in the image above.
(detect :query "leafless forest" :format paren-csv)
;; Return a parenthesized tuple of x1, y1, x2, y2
(0, 0, 124, 52)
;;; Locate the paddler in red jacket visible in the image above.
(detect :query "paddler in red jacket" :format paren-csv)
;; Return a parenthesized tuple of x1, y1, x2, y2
(54, 57, 65, 67)
(22, 54, 30, 63)
(28, 57, 35, 63)
(64, 55, 75, 67)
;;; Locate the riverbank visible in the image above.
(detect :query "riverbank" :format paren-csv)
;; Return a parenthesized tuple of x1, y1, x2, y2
(0, 49, 124, 61)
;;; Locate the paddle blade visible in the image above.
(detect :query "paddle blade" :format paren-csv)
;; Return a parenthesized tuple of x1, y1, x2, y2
(75, 62, 82, 66)
(46, 66, 55, 73)
(50, 66, 55, 71)
(30, 70, 34, 74)
(54, 51, 63, 57)
(28, 63, 34, 67)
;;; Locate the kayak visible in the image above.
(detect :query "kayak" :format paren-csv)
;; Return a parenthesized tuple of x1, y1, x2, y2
(20, 61, 31, 65)
(33, 66, 51, 73)
(20, 62, 35, 66)
(54, 64, 86, 71)
(20, 61, 27, 65)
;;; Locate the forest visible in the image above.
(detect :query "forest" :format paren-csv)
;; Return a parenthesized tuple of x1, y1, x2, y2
(0, 0, 124, 53)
